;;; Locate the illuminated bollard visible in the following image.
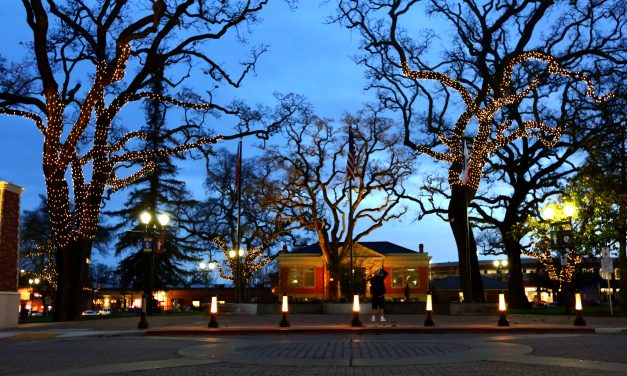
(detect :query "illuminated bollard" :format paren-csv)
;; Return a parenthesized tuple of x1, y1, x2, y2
(424, 291, 435, 326)
(497, 291, 509, 327)
(279, 294, 290, 327)
(574, 291, 586, 326)
(208, 296, 219, 328)
(351, 294, 362, 327)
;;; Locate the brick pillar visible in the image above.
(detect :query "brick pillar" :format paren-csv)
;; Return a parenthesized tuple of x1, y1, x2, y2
(0, 181, 24, 328)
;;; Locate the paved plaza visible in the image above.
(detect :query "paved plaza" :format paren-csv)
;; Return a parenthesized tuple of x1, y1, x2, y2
(1, 314, 626, 375)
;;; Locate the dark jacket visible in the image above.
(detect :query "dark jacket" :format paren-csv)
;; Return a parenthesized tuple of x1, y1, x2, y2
(369, 269, 388, 297)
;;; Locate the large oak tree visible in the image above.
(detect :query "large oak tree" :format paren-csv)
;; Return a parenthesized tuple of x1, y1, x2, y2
(266, 106, 415, 299)
(335, 0, 617, 303)
(0, 0, 296, 321)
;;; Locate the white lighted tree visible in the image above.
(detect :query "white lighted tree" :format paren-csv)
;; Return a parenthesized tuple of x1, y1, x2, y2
(0, 1, 297, 321)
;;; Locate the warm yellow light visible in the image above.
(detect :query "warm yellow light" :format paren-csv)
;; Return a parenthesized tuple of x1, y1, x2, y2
(210, 296, 218, 314)
(459, 291, 464, 303)
(542, 207, 555, 220)
(353, 294, 360, 312)
(140, 211, 151, 224)
(493, 260, 499, 267)
(426, 293, 433, 312)
(501, 260, 508, 267)
(238, 249, 245, 257)
(282, 294, 289, 313)
(157, 213, 170, 226)
(229, 250, 236, 258)
(575, 292, 582, 311)
(499, 292, 507, 312)
(563, 204, 576, 218)
(208, 262, 216, 270)
(199, 262, 206, 270)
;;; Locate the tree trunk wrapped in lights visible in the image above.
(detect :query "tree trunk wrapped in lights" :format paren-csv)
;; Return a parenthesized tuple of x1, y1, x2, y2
(0, 1, 299, 321)
(335, 0, 617, 304)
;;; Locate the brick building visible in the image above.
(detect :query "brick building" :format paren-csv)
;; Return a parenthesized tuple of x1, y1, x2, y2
(277, 242, 431, 301)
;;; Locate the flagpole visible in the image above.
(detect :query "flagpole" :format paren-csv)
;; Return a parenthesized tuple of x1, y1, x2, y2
(347, 125, 357, 299)
(462, 139, 472, 303)
(349, 176, 354, 298)
(235, 139, 242, 303)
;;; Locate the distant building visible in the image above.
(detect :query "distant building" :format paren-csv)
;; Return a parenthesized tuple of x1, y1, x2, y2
(277, 241, 431, 301)
(430, 257, 621, 304)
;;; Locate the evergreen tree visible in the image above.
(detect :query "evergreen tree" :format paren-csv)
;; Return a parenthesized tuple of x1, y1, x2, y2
(107, 72, 203, 302)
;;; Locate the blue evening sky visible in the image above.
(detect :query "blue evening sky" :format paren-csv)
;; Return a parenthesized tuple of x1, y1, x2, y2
(0, 1, 461, 264)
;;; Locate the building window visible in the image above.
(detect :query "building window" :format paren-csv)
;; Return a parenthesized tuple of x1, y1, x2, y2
(615, 268, 621, 280)
(391, 268, 419, 288)
(303, 268, 315, 287)
(288, 268, 316, 288)
(406, 268, 418, 287)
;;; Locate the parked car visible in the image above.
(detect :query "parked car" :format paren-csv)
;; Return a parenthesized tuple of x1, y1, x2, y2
(30, 311, 45, 317)
(81, 310, 98, 316)
(98, 308, 111, 315)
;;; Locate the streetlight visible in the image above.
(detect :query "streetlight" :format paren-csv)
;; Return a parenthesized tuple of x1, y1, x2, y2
(492, 259, 508, 280)
(542, 202, 577, 314)
(229, 248, 245, 302)
(138, 210, 169, 329)
(199, 260, 216, 307)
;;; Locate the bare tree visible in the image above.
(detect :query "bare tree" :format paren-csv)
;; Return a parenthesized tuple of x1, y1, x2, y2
(0, 0, 297, 320)
(185, 148, 309, 301)
(335, 0, 616, 303)
(266, 106, 415, 299)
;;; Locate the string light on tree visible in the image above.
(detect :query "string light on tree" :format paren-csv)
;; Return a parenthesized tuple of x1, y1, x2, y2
(401, 51, 614, 193)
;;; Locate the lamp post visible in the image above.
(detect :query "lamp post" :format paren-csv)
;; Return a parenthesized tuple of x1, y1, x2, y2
(229, 248, 245, 302)
(138, 210, 169, 329)
(28, 278, 40, 316)
(492, 259, 508, 281)
(199, 260, 216, 307)
(542, 202, 576, 314)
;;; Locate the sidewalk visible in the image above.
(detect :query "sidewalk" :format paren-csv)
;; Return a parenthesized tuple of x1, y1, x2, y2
(2, 313, 627, 338)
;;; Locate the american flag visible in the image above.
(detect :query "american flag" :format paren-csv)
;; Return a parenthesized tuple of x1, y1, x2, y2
(347, 126, 357, 181)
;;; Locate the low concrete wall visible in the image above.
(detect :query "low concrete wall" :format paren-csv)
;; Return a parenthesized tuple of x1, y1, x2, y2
(219, 303, 258, 315)
(257, 303, 323, 315)
(449, 302, 496, 315)
(322, 303, 371, 315)
(204, 302, 482, 316)
(0, 292, 19, 329)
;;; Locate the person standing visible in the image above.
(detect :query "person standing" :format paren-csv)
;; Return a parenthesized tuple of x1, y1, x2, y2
(370, 268, 388, 322)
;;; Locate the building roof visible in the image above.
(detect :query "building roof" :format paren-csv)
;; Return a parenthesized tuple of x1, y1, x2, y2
(431, 275, 508, 290)
(290, 241, 418, 255)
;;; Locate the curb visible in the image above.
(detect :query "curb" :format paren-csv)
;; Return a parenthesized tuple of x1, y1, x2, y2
(145, 325, 597, 336)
